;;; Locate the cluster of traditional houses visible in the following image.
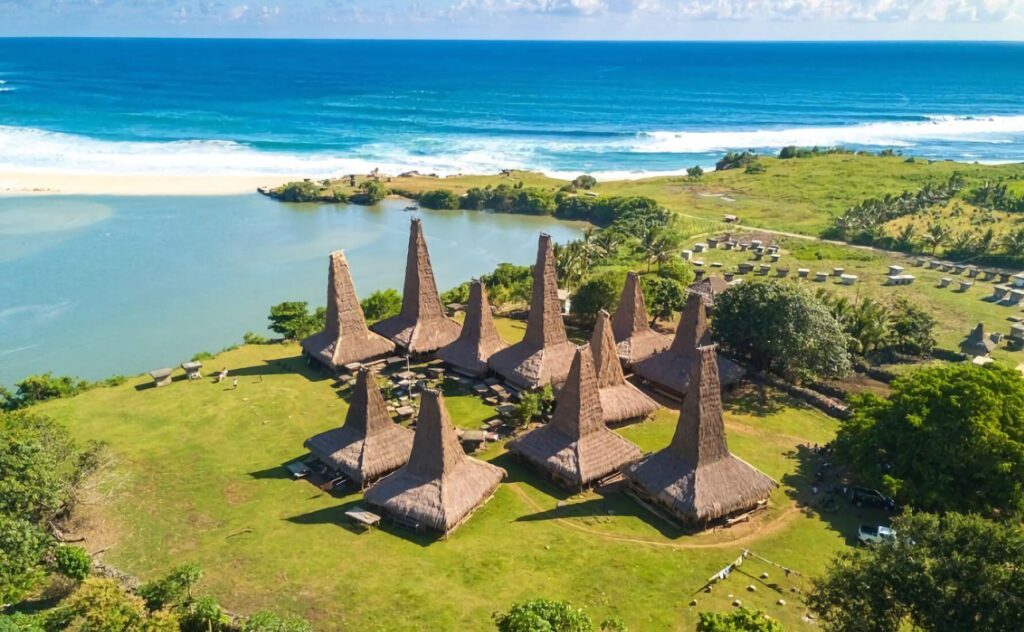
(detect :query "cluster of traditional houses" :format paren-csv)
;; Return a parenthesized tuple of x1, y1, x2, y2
(296, 218, 776, 535)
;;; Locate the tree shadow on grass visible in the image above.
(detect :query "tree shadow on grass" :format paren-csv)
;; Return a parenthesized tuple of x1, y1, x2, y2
(723, 384, 785, 417)
(780, 445, 892, 547)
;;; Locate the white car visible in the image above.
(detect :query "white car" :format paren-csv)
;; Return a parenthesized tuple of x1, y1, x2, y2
(858, 524, 895, 545)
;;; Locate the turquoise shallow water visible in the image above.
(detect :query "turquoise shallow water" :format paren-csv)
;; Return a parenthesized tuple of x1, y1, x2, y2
(0, 196, 584, 384)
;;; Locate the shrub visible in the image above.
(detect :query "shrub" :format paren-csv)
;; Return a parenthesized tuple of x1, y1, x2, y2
(744, 161, 766, 174)
(136, 563, 203, 610)
(191, 351, 214, 362)
(181, 595, 230, 632)
(12, 373, 89, 408)
(272, 181, 320, 202)
(53, 545, 91, 581)
(697, 608, 783, 631)
(242, 611, 313, 632)
(243, 331, 270, 345)
(715, 151, 757, 171)
(419, 189, 460, 210)
(360, 289, 402, 323)
(572, 175, 598, 190)
(353, 180, 388, 205)
(0, 515, 52, 606)
(686, 165, 704, 178)
(493, 598, 594, 632)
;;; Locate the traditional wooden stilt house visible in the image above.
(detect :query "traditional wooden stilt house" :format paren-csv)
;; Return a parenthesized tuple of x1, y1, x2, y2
(611, 271, 671, 367)
(590, 310, 659, 424)
(436, 279, 507, 378)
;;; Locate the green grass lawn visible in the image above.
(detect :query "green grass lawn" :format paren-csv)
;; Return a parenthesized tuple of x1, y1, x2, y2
(37, 341, 876, 631)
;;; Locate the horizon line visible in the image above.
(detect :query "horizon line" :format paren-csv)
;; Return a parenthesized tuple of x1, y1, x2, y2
(0, 36, 1022, 44)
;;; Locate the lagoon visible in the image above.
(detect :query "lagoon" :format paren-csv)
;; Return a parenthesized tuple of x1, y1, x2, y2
(0, 195, 584, 385)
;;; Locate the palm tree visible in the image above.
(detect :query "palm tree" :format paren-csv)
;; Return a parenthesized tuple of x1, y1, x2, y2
(592, 231, 621, 259)
(894, 224, 917, 252)
(921, 223, 950, 256)
(1002, 228, 1024, 258)
(846, 298, 891, 358)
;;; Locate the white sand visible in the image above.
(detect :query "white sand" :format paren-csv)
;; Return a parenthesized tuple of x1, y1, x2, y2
(0, 172, 297, 196)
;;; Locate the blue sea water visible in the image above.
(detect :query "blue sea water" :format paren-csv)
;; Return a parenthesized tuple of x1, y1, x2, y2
(1, 39, 1024, 177)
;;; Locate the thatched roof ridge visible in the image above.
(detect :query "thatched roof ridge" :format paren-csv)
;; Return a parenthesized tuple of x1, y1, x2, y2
(960, 322, 996, 357)
(301, 251, 396, 370)
(625, 345, 776, 525)
(590, 310, 659, 424)
(687, 275, 730, 307)
(509, 346, 642, 489)
(364, 389, 505, 534)
(611, 271, 671, 365)
(436, 279, 507, 377)
(371, 218, 461, 354)
(488, 233, 576, 389)
(304, 369, 413, 487)
(633, 293, 743, 397)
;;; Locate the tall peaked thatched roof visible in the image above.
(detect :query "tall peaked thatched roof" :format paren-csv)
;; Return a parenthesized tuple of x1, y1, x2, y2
(364, 389, 506, 534)
(509, 345, 642, 490)
(371, 218, 461, 355)
(625, 345, 777, 525)
(633, 292, 744, 398)
(960, 322, 996, 357)
(301, 251, 396, 370)
(687, 275, 730, 307)
(611, 271, 671, 366)
(590, 310, 659, 424)
(436, 279, 508, 377)
(304, 369, 413, 487)
(488, 233, 576, 389)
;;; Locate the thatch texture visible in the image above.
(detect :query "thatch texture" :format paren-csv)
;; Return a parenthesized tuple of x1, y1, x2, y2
(364, 389, 506, 534)
(625, 345, 777, 526)
(436, 279, 507, 377)
(590, 310, 659, 424)
(960, 322, 996, 357)
(633, 292, 744, 398)
(371, 218, 461, 355)
(509, 345, 642, 490)
(687, 275, 730, 307)
(488, 233, 576, 389)
(304, 369, 413, 488)
(612, 271, 671, 366)
(301, 251, 396, 370)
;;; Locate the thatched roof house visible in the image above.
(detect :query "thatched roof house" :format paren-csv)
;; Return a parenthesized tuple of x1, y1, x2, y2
(301, 251, 396, 370)
(960, 322, 997, 357)
(371, 218, 461, 355)
(591, 310, 659, 424)
(436, 279, 507, 377)
(612, 271, 671, 366)
(687, 275, 730, 308)
(633, 292, 744, 399)
(304, 369, 413, 488)
(364, 389, 506, 534)
(509, 345, 642, 490)
(488, 234, 576, 389)
(625, 345, 777, 527)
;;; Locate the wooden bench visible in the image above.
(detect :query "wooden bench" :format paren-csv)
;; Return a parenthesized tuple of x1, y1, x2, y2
(345, 507, 381, 531)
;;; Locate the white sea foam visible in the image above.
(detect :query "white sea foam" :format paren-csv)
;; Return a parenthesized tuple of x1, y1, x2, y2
(1, 115, 1022, 180)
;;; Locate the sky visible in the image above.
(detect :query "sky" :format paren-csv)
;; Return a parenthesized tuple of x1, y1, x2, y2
(0, 0, 1021, 40)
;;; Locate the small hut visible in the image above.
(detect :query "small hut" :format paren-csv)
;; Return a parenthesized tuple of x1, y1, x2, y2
(364, 389, 506, 534)
(611, 271, 671, 367)
(960, 322, 996, 357)
(436, 279, 508, 378)
(301, 251, 395, 371)
(304, 369, 413, 488)
(687, 275, 730, 309)
(488, 234, 576, 389)
(371, 218, 461, 355)
(509, 345, 642, 491)
(590, 310, 659, 424)
(632, 292, 744, 399)
(625, 345, 777, 527)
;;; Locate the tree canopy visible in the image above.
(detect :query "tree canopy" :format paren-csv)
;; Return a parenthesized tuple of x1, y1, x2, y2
(835, 363, 1024, 518)
(697, 608, 783, 632)
(359, 289, 402, 324)
(713, 281, 851, 381)
(809, 511, 1024, 632)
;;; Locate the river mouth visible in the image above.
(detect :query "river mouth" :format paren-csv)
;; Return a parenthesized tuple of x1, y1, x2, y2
(0, 195, 585, 385)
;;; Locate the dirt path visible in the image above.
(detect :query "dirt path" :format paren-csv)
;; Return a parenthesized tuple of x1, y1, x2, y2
(507, 483, 802, 551)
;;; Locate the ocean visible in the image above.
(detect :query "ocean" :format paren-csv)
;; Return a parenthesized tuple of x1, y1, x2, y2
(1, 39, 1024, 177)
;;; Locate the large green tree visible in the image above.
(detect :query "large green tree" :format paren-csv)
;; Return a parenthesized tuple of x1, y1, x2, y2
(267, 302, 324, 341)
(809, 512, 1024, 632)
(359, 289, 402, 324)
(697, 608, 783, 632)
(713, 281, 851, 381)
(835, 363, 1024, 517)
(493, 599, 594, 632)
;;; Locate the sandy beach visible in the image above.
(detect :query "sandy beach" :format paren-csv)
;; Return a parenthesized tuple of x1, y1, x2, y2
(0, 172, 296, 196)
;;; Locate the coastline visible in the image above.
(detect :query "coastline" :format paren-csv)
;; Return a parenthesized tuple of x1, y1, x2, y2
(0, 171, 297, 196)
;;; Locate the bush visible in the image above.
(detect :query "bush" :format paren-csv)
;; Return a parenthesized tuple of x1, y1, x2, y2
(353, 180, 388, 205)
(272, 181, 321, 202)
(190, 351, 214, 362)
(243, 331, 270, 345)
(493, 598, 594, 632)
(0, 515, 52, 606)
(136, 563, 203, 610)
(572, 175, 597, 190)
(697, 608, 783, 631)
(242, 610, 313, 632)
(686, 165, 704, 178)
(744, 161, 766, 174)
(419, 189, 460, 210)
(53, 545, 91, 581)
(656, 260, 694, 285)
(180, 595, 230, 632)
(715, 151, 757, 171)
(11, 373, 89, 408)
(886, 297, 936, 356)
(360, 289, 402, 323)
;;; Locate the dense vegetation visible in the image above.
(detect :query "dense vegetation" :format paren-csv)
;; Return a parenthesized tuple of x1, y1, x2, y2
(816, 292, 937, 361)
(809, 511, 1024, 632)
(965, 179, 1024, 213)
(835, 363, 1024, 518)
(827, 174, 965, 244)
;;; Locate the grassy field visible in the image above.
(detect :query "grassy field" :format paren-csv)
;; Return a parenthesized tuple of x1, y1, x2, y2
(388, 154, 1024, 237)
(37, 326, 881, 631)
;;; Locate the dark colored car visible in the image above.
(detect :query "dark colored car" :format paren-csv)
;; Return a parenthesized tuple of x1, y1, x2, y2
(843, 486, 896, 510)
